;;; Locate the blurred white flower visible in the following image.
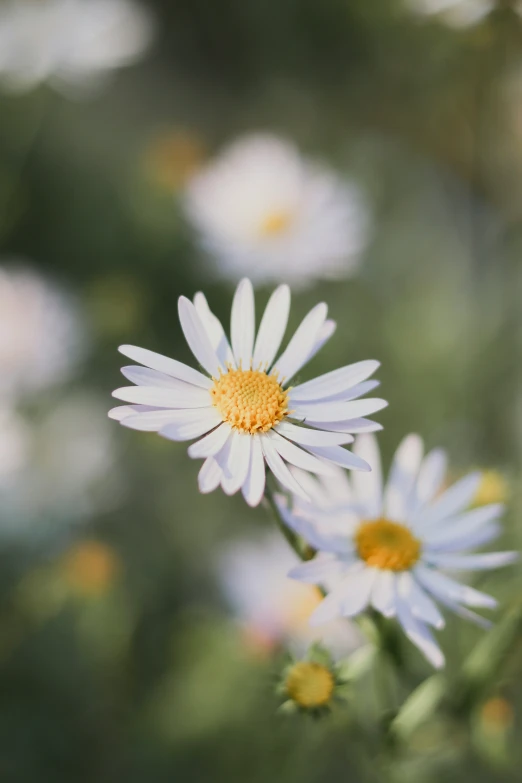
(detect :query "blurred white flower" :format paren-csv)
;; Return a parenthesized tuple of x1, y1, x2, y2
(217, 531, 362, 657)
(184, 134, 371, 288)
(406, 0, 494, 27)
(0, 265, 84, 401)
(0, 393, 119, 538)
(0, 0, 155, 96)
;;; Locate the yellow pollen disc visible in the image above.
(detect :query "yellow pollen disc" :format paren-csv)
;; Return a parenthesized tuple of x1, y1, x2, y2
(210, 368, 289, 434)
(286, 661, 335, 709)
(355, 518, 421, 572)
(259, 210, 293, 237)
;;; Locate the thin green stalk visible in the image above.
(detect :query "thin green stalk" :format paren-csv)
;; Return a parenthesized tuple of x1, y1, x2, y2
(264, 485, 304, 558)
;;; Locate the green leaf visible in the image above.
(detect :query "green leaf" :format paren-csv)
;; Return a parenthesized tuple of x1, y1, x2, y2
(390, 673, 446, 739)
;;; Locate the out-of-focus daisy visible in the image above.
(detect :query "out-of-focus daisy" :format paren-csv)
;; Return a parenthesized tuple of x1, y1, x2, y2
(183, 134, 370, 288)
(278, 434, 517, 668)
(406, 0, 495, 28)
(109, 278, 386, 506)
(217, 532, 362, 658)
(144, 129, 207, 192)
(0, 265, 83, 401)
(1, 393, 117, 537)
(0, 0, 154, 96)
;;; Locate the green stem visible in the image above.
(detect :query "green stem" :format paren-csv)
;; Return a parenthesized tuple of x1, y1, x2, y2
(264, 485, 307, 559)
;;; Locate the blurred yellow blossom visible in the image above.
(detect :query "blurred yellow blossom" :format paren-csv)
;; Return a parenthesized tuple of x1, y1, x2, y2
(144, 129, 207, 191)
(480, 697, 514, 734)
(62, 540, 121, 597)
(473, 471, 509, 507)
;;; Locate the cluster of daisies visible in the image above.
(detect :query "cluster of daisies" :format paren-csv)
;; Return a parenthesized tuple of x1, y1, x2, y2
(110, 277, 517, 672)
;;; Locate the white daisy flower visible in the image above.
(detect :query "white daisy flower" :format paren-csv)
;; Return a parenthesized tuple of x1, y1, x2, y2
(184, 134, 370, 288)
(406, 0, 494, 28)
(217, 531, 362, 658)
(0, 265, 84, 401)
(0, 0, 154, 96)
(109, 278, 386, 507)
(278, 434, 517, 669)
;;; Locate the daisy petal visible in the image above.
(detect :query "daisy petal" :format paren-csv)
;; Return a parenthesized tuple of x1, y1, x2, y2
(231, 278, 255, 368)
(397, 572, 445, 629)
(305, 319, 336, 365)
(221, 432, 252, 495)
(272, 302, 327, 383)
(178, 297, 222, 377)
(425, 523, 501, 554)
(119, 345, 212, 389)
(303, 444, 371, 472)
(112, 385, 211, 408)
(121, 365, 198, 390)
(291, 398, 388, 423)
(252, 284, 290, 370)
(276, 499, 356, 554)
(241, 436, 266, 507)
(290, 360, 380, 402)
(159, 408, 222, 441)
(108, 404, 146, 421)
(260, 436, 309, 501)
(340, 566, 378, 616)
(423, 504, 504, 545)
(414, 566, 497, 609)
(308, 562, 367, 624)
(384, 434, 424, 523)
(187, 423, 231, 458)
(193, 292, 235, 369)
(412, 448, 447, 513)
(310, 564, 375, 624)
(268, 431, 335, 475)
(371, 570, 396, 617)
(395, 596, 445, 669)
(212, 429, 235, 477)
(413, 472, 482, 529)
(340, 379, 381, 402)
(288, 557, 349, 584)
(275, 420, 354, 446)
(309, 417, 383, 434)
(431, 595, 491, 630)
(352, 433, 383, 517)
(121, 409, 196, 432)
(198, 457, 222, 493)
(425, 551, 518, 571)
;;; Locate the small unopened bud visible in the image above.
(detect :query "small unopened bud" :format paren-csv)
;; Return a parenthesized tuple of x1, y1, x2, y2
(277, 644, 347, 715)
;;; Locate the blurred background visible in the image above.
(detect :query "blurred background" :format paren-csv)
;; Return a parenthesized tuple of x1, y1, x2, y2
(1, 0, 522, 780)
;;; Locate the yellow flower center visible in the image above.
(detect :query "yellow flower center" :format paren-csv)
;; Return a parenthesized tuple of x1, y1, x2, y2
(286, 661, 335, 709)
(355, 518, 421, 571)
(210, 368, 289, 434)
(259, 210, 293, 237)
